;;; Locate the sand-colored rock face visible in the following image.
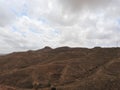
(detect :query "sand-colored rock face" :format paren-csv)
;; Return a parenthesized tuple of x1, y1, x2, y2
(0, 47, 120, 90)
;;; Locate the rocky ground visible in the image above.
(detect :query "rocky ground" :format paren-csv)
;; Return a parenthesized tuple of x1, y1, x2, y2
(0, 47, 120, 90)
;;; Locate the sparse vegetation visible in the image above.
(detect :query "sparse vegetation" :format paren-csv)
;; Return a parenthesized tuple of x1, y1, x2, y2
(0, 47, 120, 90)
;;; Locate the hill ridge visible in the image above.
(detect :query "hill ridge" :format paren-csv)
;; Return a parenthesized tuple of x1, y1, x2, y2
(0, 47, 120, 90)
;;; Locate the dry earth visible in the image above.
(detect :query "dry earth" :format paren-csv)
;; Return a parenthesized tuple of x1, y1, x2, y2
(0, 47, 120, 90)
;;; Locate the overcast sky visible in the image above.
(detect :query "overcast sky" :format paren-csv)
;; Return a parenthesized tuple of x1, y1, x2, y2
(0, 0, 120, 53)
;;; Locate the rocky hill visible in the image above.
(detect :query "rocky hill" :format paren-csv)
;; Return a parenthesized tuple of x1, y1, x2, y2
(0, 47, 120, 90)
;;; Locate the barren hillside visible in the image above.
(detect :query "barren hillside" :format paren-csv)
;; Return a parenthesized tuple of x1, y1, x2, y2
(0, 47, 120, 90)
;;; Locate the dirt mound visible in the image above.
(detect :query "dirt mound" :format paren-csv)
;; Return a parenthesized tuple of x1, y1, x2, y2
(0, 47, 120, 90)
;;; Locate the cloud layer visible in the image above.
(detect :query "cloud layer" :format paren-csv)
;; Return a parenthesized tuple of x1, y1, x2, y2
(0, 0, 120, 53)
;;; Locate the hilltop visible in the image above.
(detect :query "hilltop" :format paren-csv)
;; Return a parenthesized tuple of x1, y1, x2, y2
(0, 47, 120, 90)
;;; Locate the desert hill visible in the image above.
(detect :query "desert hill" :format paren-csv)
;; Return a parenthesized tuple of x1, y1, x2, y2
(0, 47, 120, 90)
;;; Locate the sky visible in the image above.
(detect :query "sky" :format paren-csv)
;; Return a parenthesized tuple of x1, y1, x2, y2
(0, 0, 120, 53)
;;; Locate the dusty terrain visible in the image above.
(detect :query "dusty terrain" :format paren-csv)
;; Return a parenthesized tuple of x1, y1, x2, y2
(0, 85, 16, 90)
(0, 47, 120, 90)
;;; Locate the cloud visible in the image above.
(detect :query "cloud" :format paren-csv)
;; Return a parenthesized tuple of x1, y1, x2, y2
(0, 1, 16, 26)
(59, 0, 113, 12)
(0, 16, 60, 53)
(0, 0, 120, 53)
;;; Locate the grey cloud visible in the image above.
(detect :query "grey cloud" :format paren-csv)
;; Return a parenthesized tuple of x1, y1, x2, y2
(0, 4, 16, 26)
(59, 0, 113, 12)
(0, 0, 120, 54)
